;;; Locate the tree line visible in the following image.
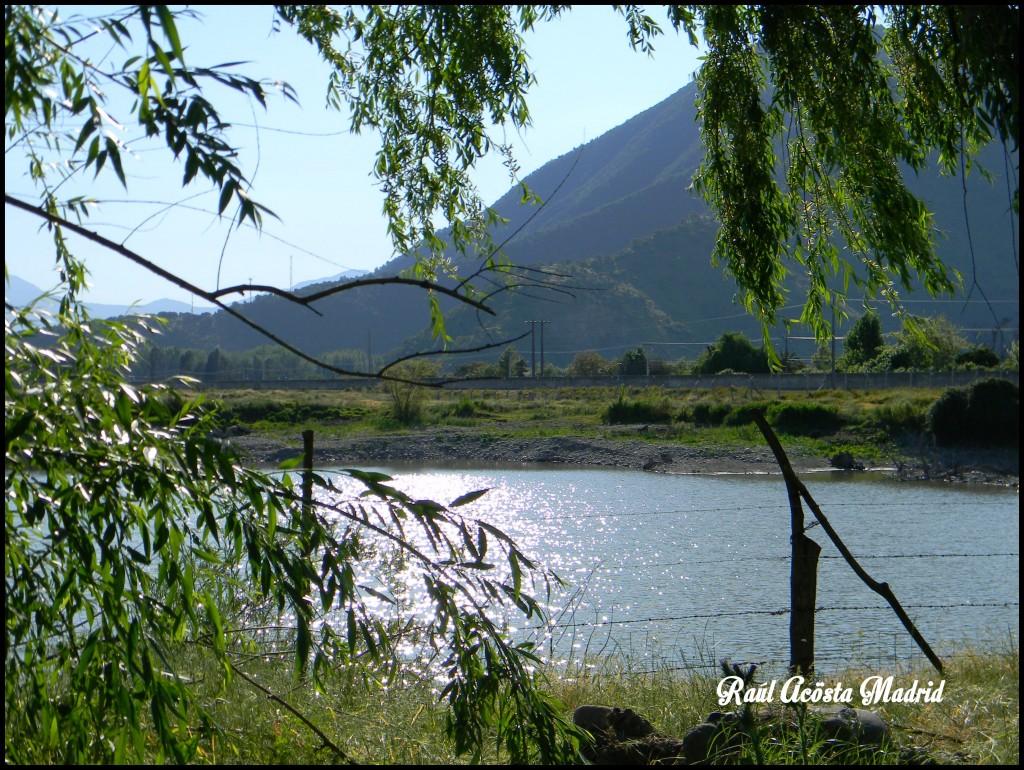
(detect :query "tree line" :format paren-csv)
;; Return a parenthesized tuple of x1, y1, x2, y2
(136, 314, 1017, 383)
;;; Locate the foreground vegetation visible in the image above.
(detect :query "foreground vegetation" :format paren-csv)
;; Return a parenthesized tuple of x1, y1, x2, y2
(8, 637, 1015, 764)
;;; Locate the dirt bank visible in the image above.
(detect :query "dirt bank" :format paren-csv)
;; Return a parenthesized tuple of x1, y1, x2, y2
(227, 427, 1019, 488)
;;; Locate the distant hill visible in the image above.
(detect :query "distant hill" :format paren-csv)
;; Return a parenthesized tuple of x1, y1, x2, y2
(5, 275, 215, 318)
(150, 80, 1019, 366)
(292, 268, 369, 291)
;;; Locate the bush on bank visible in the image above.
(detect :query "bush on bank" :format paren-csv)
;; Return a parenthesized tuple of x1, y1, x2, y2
(928, 378, 1019, 447)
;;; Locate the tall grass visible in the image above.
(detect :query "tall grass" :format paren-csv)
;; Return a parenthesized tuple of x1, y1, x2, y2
(207, 384, 990, 472)
(60, 638, 1013, 764)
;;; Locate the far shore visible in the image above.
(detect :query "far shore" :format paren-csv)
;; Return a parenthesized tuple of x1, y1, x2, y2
(227, 428, 1019, 489)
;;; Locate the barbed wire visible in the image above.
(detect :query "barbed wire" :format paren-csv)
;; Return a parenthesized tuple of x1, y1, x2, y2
(533, 601, 1020, 632)
(598, 552, 1020, 570)
(597, 646, 1015, 677)
(523, 500, 1017, 522)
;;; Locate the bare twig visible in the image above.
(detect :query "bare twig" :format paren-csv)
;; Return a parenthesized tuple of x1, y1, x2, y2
(5, 194, 525, 386)
(228, 662, 354, 763)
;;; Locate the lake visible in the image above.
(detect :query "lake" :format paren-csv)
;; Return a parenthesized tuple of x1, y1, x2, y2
(316, 464, 1019, 678)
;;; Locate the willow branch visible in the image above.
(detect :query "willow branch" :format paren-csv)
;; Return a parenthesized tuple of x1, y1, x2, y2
(5, 194, 506, 385)
(377, 329, 533, 375)
(228, 662, 353, 763)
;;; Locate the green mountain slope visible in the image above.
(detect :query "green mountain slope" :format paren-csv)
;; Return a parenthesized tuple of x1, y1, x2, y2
(152, 80, 1019, 366)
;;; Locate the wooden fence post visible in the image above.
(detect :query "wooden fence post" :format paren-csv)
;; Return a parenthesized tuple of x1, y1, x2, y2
(751, 412, 819, 673)
(790, 533, 821, 674)
(301, 429, 314, 523)
(753, 412, 944, 675)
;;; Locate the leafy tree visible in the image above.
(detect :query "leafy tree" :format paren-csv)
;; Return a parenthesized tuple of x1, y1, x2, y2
(811, 343, 834, 373)
(5, 6, 579, 764)
(671, 356, 692, 375)
(693, 332, 770, 374)
(1004, 340, 1019, 370)
(619, 346, 649, 375)
(565, 350, 609, 377)
(681, 4, 1018, 351)
(839, 311, 886, 370)
(381, 359, 439, 423)
(648, 356, 674, 376)
(779, 351, 808, 373)
(955, 345, 1000, 369)
(496, 344, 529, 377)
(203, 346, 224, 382)
(5, 4, 1019, 760)
(880, 315, 969, 371)
(455, 360, 498, 379)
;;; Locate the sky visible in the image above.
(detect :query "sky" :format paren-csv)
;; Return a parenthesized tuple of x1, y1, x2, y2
(5, 5, 706, 308)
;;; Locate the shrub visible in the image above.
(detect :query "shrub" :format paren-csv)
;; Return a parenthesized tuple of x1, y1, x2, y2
(956, 346, 1000, 369)
(217, 400, 364, 426)
(966, 378, 1018, 445)
(450, 396, 480, 418)
(870, 399, 928, 434)
(683, 402, 732, 426)
(927, 387, 971, 445)
(381, 361, 439, 424)
(723, 401, 775, 426)
(928, 378, 1018, 446)
(767, 402, 846, 435)
(603, 392, 674, 424)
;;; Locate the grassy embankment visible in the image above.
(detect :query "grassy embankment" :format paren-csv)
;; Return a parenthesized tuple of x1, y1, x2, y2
(105, 639, 1019, 764)
(207, 384, 946, 467)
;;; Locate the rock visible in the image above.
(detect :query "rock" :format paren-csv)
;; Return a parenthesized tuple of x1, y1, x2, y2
(683, 720, 736, 763)
(573, 705, 655, 741)
(682, 705, 892, 763)
(818, 706, 889, 744)
(574, 706, 678, 765)
(830, 451, 864, 470)
(573, 703, 910, 766)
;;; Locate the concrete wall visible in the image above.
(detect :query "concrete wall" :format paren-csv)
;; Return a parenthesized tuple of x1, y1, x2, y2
(193, 369, 1019, 392)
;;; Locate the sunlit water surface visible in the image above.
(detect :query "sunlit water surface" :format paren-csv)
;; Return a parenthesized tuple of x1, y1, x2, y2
(315, 464, 1018, 677)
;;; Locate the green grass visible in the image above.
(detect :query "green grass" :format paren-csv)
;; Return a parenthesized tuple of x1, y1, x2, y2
(210, 385, 943, 430)
(50, 638, 1015, 764)
(204, 383, 1005, 475)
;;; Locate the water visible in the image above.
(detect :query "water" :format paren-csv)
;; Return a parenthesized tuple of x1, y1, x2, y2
(316, 464, 1019, 677)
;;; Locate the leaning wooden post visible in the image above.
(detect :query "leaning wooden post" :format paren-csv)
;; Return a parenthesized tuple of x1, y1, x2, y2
(753, 412, 944, 674)
(301, 429, 314, 523)
(752, 412, 820, 674)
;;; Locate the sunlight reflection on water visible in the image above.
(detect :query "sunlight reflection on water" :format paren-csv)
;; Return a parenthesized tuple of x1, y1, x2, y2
(316, 464, 1019, 677)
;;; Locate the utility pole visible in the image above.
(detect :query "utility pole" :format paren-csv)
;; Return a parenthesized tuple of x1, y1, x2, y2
(830, 302, 836, 389)
(539, 321, 549, 377)
(526, 320, 537, 377)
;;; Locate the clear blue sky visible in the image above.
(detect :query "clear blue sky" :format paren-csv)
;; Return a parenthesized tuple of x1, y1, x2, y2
(4, 5, 705, 307)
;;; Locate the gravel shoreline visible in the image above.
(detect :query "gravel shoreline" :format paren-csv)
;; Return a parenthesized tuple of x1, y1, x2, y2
(227, 428, 1019, 488)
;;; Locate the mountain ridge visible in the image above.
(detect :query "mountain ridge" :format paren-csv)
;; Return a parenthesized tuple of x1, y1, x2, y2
(137, 79, 1019, 365)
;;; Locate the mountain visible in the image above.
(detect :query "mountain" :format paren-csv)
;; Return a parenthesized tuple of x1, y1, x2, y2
(4, 275, 215, 318)
(150, 81, 1019, 365)
(292, 268, 369, 291)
